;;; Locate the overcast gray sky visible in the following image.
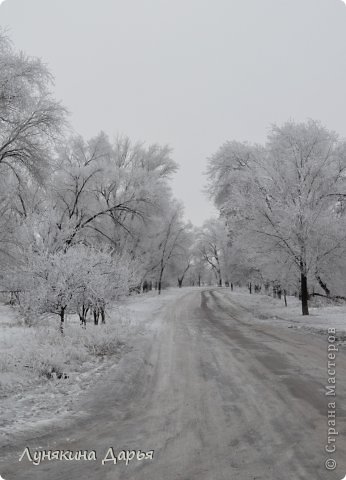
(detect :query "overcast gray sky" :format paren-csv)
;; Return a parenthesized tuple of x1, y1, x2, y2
(1, 0, 346, 225)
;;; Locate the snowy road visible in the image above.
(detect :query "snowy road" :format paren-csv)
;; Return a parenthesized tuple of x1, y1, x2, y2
(1, 288, 346, 479)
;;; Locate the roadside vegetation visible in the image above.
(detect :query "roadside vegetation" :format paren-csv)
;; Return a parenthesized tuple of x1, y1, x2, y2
(0, 303, 130, 397)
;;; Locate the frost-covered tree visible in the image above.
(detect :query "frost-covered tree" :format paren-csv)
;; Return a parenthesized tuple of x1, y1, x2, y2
(0, 31, 66, 272)
(196, 218, 231, 287)
(141, 203, 190, 294)
(0, 31, 66, 183)
(207, 120, 346, 315)
(49, 133, 177, 253)
(188, 249, 208, 287)
(165, 223, 194, 288)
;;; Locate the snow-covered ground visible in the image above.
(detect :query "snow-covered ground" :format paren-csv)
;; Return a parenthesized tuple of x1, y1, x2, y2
(219, 288, 346, 339)
(0, 288, 193, 447)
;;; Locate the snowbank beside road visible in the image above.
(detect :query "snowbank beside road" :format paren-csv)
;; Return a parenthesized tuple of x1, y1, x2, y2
(217, 288, 346, 338)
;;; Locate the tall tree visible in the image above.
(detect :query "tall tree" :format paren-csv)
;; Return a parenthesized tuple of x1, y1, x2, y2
(196, 219, 230, 287)
(152, 204, 189, 294)
(0, 31, 66, 183)
(50, 134, 177, 253)
(0, 31, 66, 271)
(207, 120, 346, 315)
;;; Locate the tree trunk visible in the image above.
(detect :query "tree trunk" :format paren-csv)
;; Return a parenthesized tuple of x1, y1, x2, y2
(301, 272, 309, 315)
(158, 265, 164, 295)
(248, 282, 252, 294)
(79, 305, 88, 328)
(93, 308, 99, 325)
(79, 314, 86, 328)
(231, 283, 233, 291)
(101, 307, 105, 324)
(198, 274, 201, 287)
(178, 278, 183, 288)
(284, 289, 287, 307)
(59, 306, 66, 334)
